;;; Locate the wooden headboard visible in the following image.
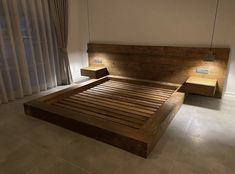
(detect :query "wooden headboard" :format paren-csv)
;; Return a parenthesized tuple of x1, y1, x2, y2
(87, 43, 230, 98)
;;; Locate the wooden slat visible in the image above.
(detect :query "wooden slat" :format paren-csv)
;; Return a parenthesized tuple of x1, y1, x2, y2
(80, 91, 157, 111)
(92, 86, 169, 100)
(53, 102, 141, 129)
(97, 84, 171, 99)
(107, 80, 174, 92)
(82, 90, 160, 108)
(106, 80, 174, 93)
(89, 88, 166, 104)
(107, 75, 180, 90)
(69, 95, 152, 118)
(41, 77, 109, 104)
(72, 94, 154, 115)
(94, 86, 169, 102)
(75, 93, 155, 114)
(105, 80, 175, 93)
(100, 82, 172, 97)
(58, 100, 145, 125)
(64, 98, 148, 121)
(89, 87, 166, 104)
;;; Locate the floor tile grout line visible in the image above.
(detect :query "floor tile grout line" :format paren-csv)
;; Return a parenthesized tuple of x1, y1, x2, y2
(28, 141, 94, 174)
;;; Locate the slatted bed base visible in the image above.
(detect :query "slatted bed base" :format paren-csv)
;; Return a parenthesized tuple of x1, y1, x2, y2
(24, 75, 185, 158)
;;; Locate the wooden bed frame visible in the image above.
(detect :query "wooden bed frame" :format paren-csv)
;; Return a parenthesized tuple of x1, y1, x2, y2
(88, 43, 230, 98)
(24, 43, 229, 157)
(24, 75, 185, 157)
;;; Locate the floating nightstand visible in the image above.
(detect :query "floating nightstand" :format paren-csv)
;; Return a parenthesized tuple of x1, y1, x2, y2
(81, 66, 108, 79)
(185, 77, 217, 97)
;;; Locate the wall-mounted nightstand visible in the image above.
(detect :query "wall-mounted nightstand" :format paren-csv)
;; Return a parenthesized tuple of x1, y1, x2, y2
(185, 77, 217, 97)
(81, 66, 108, 79)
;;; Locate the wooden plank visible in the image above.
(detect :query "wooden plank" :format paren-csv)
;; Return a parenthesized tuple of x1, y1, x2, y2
(100, 82, 172, 96)
(54, 103, 142, 129)
(89, 88, 166, 104)
(89, 87, 166, 104)
(102, 80, 175, 92)
(88, 43, 229, 56)
(106, 80, 174, 93)
(54, 102, 142, 129)
(24, 100, 149, 157)
(69, 95, 153, 118)
(75, 93, 155, 114)
(107, 75, 180, 90)
(38, 77, 109, 104)
(93, 85, 169, 101)
(82, 90, 161, 108)
(93, 85, 167, 99)
(57, 100, 145, 125)
(63, 98, 148, 121)
(98, 83, 172, 98)
(80, 91, 157, 111)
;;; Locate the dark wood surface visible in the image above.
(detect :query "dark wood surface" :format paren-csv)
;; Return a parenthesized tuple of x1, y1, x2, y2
(81, 66, 108, 79)
(87, 43, 230, 98)
(185, 77, 217, 97)
(24, 76, 185, 158)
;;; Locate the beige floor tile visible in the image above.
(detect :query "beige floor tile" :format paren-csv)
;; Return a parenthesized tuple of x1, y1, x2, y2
(149, 106, 194, 160)
(59, 136, 122, 174)
(25, 123, 81, 155)
(149, 128, 184, 160)
(0, 115, 45, 139)
(175, 136, 235, 173)
(0, 143, 53, 174)
(113, 153, 173, 174)
(169, 160, 212, 174)
(27, 158, 91, 174)
(0, 134, 27, 163)
(59, 134, 174, 174)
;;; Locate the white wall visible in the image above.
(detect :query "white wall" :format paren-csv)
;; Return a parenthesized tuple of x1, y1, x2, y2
(89, 0, 216, 46)
(68, 0, 235, 94)
(68, 0, 89, 82)
(214, 0, 235, 94)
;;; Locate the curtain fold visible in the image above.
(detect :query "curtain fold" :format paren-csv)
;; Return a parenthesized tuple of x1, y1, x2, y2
(0, 0, 64, 103)
(49, 0, 72, 85)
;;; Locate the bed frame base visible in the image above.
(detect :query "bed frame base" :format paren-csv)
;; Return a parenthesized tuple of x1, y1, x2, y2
(24, 76, 185, 158)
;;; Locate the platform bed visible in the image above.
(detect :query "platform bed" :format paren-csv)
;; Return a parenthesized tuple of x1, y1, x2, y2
(24, 75, 184, 157)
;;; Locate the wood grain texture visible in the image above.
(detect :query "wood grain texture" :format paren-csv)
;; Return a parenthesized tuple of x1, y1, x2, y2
(185, 77, 217, 97)
(186, 76, 217, 86)
(87, 43, 230, 98)
(24, 76, 184, 158)
(81, 66, 108, 79)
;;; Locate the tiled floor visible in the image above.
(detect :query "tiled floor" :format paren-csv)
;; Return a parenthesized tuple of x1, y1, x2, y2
(0, 86, 235, 174)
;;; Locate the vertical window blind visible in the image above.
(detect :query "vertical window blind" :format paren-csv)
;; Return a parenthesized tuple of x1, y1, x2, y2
(0, 0, 65, 103)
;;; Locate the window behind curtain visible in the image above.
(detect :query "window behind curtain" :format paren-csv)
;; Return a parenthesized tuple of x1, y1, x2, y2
(0, 0, 62, 104)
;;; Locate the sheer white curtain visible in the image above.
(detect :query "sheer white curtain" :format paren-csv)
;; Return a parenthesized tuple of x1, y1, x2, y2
(0, 0, 62, 104)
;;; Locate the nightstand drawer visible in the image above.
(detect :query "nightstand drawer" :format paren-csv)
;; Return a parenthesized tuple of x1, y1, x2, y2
(185, 77, 217, 97)
(185, 83, 216, 97)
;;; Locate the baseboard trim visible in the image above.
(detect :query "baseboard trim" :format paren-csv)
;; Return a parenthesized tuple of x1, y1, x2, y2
(224, 92, 235, 98)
